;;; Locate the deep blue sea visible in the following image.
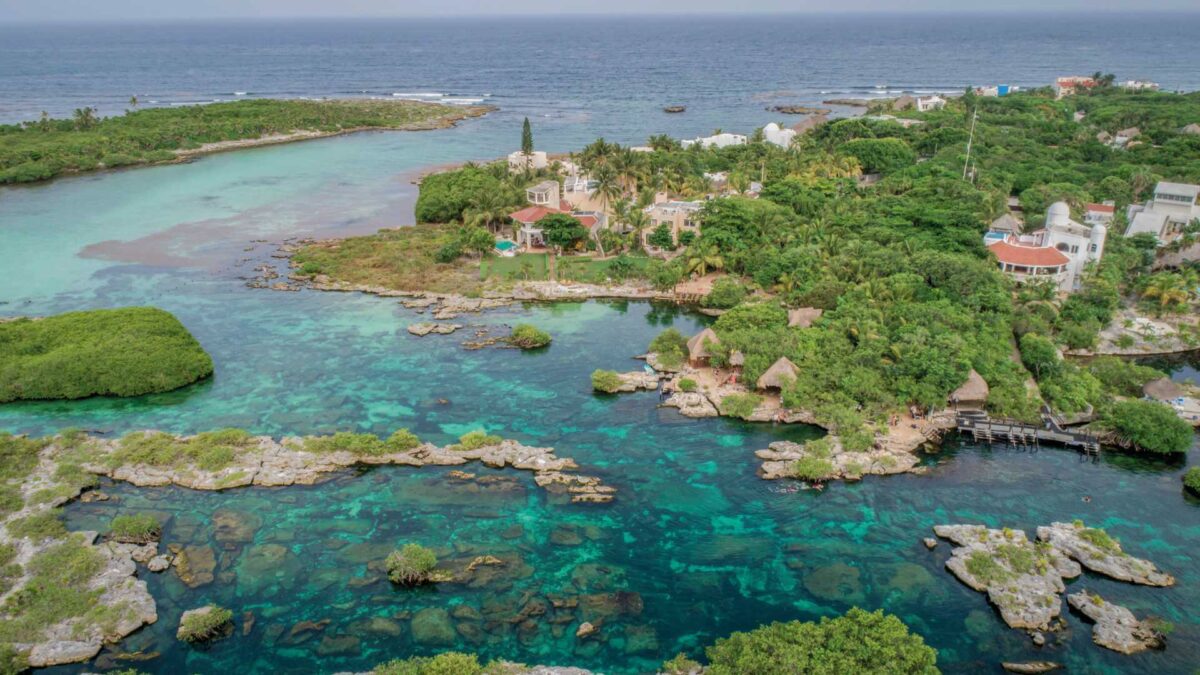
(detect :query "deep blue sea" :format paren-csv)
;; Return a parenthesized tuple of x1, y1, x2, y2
(3, 13, 1200, 148)
(3, 14, 1200, 675)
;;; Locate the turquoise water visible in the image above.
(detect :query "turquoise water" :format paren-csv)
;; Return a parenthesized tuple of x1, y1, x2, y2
(2, 130, 1198, 674)
(495, 240, 517, 253)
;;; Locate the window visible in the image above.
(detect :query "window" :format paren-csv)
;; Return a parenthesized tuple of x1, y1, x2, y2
(1071, 245, 1079, 254)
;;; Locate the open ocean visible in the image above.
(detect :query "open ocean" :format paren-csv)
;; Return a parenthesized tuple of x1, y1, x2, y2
(2, 13, 1200, 146)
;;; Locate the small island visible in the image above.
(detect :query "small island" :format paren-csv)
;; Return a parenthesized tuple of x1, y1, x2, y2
(0, 307, 213, 402)
(0, 98, 492, 184)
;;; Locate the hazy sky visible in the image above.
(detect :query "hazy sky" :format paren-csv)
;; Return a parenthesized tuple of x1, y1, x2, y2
(0, 0, 1195, 22)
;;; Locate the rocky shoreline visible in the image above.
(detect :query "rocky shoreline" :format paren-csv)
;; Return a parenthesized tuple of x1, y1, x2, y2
(930, 522, 1175, 653)
(0, 431, 616, 668)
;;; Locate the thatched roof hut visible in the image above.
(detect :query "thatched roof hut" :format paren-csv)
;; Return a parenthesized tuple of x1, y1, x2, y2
(729, 350, 745, 367)
(949, 369, 989, 408)
(687, 328, 721, 362)
(1143, 377, 1184, 402)
(787, 307, 824, 329)
(756, 357, 800, 390)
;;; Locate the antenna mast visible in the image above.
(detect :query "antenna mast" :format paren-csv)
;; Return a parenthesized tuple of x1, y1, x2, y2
(963, 107, 978, 180)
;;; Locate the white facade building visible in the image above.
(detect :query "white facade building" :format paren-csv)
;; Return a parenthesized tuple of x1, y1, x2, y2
(508, 150, 548, 172)
(1126, 182, 1200, 243)
(762, 122, 797, 148)
(916, 95, 947, 112)
(680, 132, 747, 149)
(987, 201, 1107, 292)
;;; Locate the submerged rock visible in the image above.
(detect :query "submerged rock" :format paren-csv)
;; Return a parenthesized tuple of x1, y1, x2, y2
(411, 607, 456, 646)
(407, 322, 463, 336)
(1067, 591, 1166, 654)
(172, 545, 217, 588)
(1037, 522, 1174, 587)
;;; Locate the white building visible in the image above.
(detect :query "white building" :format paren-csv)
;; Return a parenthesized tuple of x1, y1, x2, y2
(508, 150, 548, 172)
(680, 132, 747, 149)
(762, 122, 797, 148)
(1053, 76, 1097, 99)
(916, 95, 947, 112)
(1126, 182, 1200, 243)
(1084, 203, 1115, 227)
(1121, 80, 1160, 92)
(987, 201, 1106, 292)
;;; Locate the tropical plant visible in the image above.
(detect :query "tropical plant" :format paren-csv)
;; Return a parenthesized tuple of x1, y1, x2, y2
(385, 544, 438, 585)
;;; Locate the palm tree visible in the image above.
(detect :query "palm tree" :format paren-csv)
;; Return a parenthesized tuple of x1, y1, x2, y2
(1130, 166, 1156, 202)
(129, 96, 139, 107)
(463, 191, 513, 233)
(72, 107, 97, 131)
(685, 245, 724, 278)
(1140, 273, 1189, 314)
(625, 207, 650, 252)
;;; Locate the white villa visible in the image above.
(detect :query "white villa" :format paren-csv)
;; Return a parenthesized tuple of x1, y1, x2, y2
(1126, 182, 1200, 243)
(986, 201, 1107, 292)
(762, 122, 797, 148)
(1084, 202, 1115, 227)
(1121, 80, 1160, 92)
(916, 95, 946, 112)
(507, 150, 548, 172)
(508, 179, 603, 248)
(1053, 76, 1097, 98)
(681, 132, 747, 149)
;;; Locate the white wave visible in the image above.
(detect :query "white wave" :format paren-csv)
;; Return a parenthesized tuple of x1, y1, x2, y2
(392, 92, 444, 98)
(440, 97, 484, 104)
(234, 91, 248, 96)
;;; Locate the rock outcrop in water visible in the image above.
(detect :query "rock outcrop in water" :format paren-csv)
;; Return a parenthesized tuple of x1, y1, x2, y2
(1067, 590, 1166, 654)
(932, 522, 1175, 653)
(86, 434, 614, 504)
(933, 524, 1080, 631)
(756, 438, 922, 481)
(1036, 522, 1175, 587)
(407, 321, 463, 336)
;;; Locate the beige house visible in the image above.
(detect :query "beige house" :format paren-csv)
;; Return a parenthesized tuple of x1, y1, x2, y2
(644, 200, 704, 248)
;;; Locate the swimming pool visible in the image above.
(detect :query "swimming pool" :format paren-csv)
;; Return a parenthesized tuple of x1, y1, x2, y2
(495, 239, 517, 255)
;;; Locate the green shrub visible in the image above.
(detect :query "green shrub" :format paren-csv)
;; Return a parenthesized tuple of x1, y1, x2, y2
(591, 370, 623, 393)
(791, 456, 835, 481)
(720, 393, 762, 419)
(0, 307, 213, 402)
(109, 428, 255, 471)
(678, 378, 698, 392)
(660, 653, 703, 675)
(372, 652, 483, 675)
(1184, 467, 1200, 495)
(385, 543, 438, 585)
(385, 429, 422, 452)
(0, 537, 106, 643)
(1087, 357, 1164, 397)
(705, 277, 748, 309)
(454, 430, 502, 451)
(177, 605, 233, 642)
(649, 328, 689, 368)
(964, 550, 1011, 584)
(1103, 400, 1193, 454)
(704, 608, 938, 674)
(508, 324, 552, 349)
(109, 514, 161, 544)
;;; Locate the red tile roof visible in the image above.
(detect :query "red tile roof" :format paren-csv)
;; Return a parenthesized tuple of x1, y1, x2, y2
(988, 240, 1069, 267)
(576, 214, 598, 228)
(1085, 203, 1115, 213)
(509, 205, 563, 224)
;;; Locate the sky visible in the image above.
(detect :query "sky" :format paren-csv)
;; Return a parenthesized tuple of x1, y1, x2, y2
(0, 0, 1196, 22)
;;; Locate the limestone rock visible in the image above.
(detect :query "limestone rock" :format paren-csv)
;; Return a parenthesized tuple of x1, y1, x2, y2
(1037, 522, 1174, 587)
(575, 621, 597, 638)
(1001, 662, 1061, 674)
(147, 555, 171, 572)
(663, 391, 718, 417)
(408, 322, 463, 336)
(923, 538, 938, 550)
(173, 545, 216, 587)
(26, 641, 102, 667)
(1067, 591, 1165, 654)
(933, 524, 1080, 630)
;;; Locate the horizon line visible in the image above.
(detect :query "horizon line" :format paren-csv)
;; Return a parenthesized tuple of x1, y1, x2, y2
(4, 8, 1200, 26)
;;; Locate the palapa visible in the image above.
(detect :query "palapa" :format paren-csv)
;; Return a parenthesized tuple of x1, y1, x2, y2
(787, 307, 823, 329)
(756, 357, 799, 390)
(949, 369, 989, 407)
(687, 328, 721, 362)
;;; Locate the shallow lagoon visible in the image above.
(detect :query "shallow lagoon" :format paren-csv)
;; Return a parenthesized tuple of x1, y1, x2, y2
(1, 131, 1198, 674)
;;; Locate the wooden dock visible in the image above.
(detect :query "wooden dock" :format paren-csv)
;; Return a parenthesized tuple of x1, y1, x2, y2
(955, 409, 1102, 455)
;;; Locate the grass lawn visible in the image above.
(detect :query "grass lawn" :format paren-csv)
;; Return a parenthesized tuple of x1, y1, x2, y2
(557, 255, 651, 284)
(481, 253, 549, 282)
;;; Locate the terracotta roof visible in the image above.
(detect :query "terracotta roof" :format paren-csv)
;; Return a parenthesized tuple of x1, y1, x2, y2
(509, 205, 563, 224)
(987, 240, 1069, 267)
(576, 214, 598, 228)
(1085, 203, 1114, 214)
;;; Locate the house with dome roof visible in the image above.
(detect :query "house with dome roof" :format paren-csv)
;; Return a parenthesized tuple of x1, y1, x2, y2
(985, 201, 1107, 292)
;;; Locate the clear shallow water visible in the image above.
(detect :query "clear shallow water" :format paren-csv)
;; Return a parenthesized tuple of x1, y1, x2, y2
(0, 16, 1197, 672)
